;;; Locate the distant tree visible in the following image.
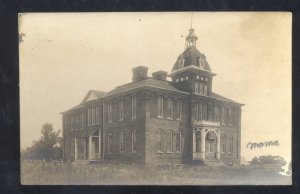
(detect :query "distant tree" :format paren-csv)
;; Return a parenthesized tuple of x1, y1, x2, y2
(22, 123, 62, 161)
(250, 155, 286, 166)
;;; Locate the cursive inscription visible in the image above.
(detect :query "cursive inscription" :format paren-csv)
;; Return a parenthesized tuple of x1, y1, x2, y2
(247, 140, 279, 150)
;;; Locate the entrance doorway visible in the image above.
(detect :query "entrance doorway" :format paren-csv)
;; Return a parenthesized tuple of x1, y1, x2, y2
(205, 131, 217, 160)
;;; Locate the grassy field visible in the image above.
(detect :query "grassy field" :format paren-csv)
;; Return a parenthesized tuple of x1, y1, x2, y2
(21, 160, 291, 185)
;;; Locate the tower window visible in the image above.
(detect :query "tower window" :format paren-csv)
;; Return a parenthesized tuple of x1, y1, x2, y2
(179, 57, 185, 68)
(198, 57, 205, 68)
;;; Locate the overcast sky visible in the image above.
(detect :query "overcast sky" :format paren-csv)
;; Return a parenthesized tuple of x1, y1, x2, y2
(19, 12, 291, 162)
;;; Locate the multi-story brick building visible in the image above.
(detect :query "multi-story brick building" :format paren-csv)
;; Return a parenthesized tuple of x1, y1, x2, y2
(62, 28, 244, 166)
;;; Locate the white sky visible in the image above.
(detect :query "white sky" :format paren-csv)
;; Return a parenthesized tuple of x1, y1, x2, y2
(19, 12, 291, 162)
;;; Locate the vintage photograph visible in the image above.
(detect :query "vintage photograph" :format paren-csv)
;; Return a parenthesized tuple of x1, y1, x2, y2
(19, 12, 291, 185)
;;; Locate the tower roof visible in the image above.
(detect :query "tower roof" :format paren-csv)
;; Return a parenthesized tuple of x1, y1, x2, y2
(172, 46, 211, 72)
(171, 28, 212, 73)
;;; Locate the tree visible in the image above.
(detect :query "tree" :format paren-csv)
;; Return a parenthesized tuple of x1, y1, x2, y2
(22, 123, 62, 161)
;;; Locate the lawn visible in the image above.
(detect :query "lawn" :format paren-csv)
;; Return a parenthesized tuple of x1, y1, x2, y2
(21, 160, 291, 185)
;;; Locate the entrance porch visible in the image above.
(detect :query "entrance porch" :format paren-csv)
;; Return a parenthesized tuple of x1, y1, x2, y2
(192, 120, 220, 161)
(73, 128, 102, 163)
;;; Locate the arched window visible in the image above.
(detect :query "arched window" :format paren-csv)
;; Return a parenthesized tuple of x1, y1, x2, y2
(198, 57, 205, 68)
(179, 57, 185, 68)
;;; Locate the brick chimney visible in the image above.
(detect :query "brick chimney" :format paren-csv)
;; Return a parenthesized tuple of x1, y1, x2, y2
(152, 70, 167, 81)
(132, 66, 148, 82)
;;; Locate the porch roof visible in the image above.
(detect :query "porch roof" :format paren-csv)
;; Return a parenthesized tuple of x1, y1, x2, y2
(73, 128, 99, 138)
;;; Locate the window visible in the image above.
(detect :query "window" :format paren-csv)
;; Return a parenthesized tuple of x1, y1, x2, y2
(215, 106, 220, 122)
(175, 132, 182, 152)
(167, 98, 173, 118)
(131, 130, 136, 152)
(229, 108, 233, 125)
(71, 115, 74, 130)
(199, 83, 204, 95)
(208, 105, 213, 121)
(221, 135, 226, 153)
(203, 84, 208, 96)
(229, 136, 233, 153)
(179, 57, 184, 68)
(107, 133, 112, 153)
(119, 100, 124, 120)
(107, 103, 112, 122)
(221, 107, 226, 125)
(156, 130, 163, 152)
(119, 131, 124, 152)
(177, 100, 182, 119)
(95, 106, 99, 124)
(131, 96, 136, 118)
(157, 96, 164, 117)
(226, 108, 229, 124)
(198, 57, 205, 68)
(167, 131, 173, 152)
(202, 104, 207, 121)
(195, 82, 199, 94)
(196, 102, 203, 121)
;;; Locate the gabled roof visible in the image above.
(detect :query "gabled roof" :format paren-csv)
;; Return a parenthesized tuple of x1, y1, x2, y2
(211, 92, 244, 105)
(81, 90, 106, 104)
(104, 77, 188, 97)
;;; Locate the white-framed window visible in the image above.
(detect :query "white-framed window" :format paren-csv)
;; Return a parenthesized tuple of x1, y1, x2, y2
(177, 100, 182, 119)
(157, 96, 164, 117)
(107, 102, 112, 123)
(131, 96, 136, 118)
(175, 132, 182, 152)
(166, 131, 173, 152)
(119, 131, 124, 152)
(156, 130, 163, 152)
(119, 100, 124, 121)
(167, 98, 173, 119)
(107, 133, 112, 153)
(131, 130, 136, 152)
(178, 57, 185, 68)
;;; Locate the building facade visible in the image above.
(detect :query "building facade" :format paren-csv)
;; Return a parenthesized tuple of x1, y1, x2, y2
(62, 28, 244, 166)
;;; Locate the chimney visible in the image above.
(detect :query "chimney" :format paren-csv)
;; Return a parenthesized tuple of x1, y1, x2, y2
(132, 66, 148, 82)
(152, 70, 167, 81)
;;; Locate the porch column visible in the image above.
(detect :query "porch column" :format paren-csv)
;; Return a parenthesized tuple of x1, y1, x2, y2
(83, 139, 86, 159)
(200, 128, 206, 160)
(88, 136, 92, 160)
(98, 129, 101, 160)
(216, 130, 221, 159)
(192, 129, 196, 153)
(74, 137, 78, 160)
